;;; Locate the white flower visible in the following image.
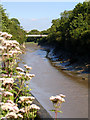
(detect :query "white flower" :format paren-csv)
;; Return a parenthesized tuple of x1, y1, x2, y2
(25, 100, 32, 104)
(1, 117, 7, 120)
(18, 72, 25, 76)
(26, 73, 35, 77)
(16, 46, 20, 51)
(9, 50, 18, 55)
(7, 100, 15, 105)
(13, 106, 19, 113)
(5, 112, 17, 118)
(59, 94, 66, 98)
(50, 94, 65, 103)
(16, 67, 24, 72)
(0, 31, 3, 35)
(1, 102, 19, 113)
(3, 78, 14, 86)
(19, 108, 25, 113)
(0, 87, 4, 91)
(3, 53, 8, 56)
(0, 46, 7, 51)
(0, 78, 5, 81)
(1, 103, 14, 111)
(25, 74, 32, 80)
(3, 91, 13, 97)
(12, 40, 19, 45)
(24, 65, 32, 70)
(1, 32, 8, 37)
(0, 102, 4, 106)
(19, 96, 35, 102)
(17, 114, 23, 118)
(30, 104, 40, 110)
(16, 75, 22, 79)
(6, 34, 12, 39)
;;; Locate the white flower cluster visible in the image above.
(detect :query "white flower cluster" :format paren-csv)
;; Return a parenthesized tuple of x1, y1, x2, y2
(0, 31, 40, 119)
(50, 94, 66, 104)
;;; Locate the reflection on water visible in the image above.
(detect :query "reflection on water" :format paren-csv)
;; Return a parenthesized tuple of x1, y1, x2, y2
(19, 43, 88, 118)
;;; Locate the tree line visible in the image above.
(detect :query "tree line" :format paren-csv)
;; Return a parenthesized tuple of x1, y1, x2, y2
(0, 4, 26, 44)
(27, 1, 90, 56)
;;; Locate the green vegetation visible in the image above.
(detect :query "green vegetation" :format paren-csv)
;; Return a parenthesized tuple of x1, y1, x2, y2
(0, 4, 26, 44)
(27, 1, 90, 56)
(40, 1, 90, 55)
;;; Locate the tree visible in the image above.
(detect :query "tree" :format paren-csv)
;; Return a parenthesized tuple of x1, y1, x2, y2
(11, 18, 20, 26)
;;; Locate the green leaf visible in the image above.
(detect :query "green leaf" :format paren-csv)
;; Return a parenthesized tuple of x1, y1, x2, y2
(15, 86, 20, 90)
(57, 111, 63, 113)
(10, 89, 17, 94)
(49, 110, 56, 112)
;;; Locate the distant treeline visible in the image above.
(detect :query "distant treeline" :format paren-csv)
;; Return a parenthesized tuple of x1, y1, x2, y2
(27, 1, 90, 56)
(0, 4, 26, 44)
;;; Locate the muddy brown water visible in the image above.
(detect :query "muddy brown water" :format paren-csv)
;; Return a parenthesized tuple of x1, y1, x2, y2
(19, 43, 88, 118)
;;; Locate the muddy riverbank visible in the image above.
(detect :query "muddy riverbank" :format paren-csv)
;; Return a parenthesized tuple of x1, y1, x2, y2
(40, 45, 89, 81)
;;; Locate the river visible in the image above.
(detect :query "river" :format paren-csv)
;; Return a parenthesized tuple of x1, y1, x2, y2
(19, 43, 88, 118)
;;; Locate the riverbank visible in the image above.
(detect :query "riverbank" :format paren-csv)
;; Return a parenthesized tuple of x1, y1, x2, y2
(39, 44, 89, 81)
(26, 42, 89, 81)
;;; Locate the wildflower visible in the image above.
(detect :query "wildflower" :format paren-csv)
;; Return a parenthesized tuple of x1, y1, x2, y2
(2, 78, 14, 86)
(26, 73, 35, 77)
(0, 46, 7, 51)
(7, 100, 15, 105)
(16, 75, 22, 79)
(5, 112, 17, 119)
(1, 32, 8, 37)
(18, 51, 22, 54)
(6, 34, 12, 39)
(3, 91, 13, 97)
(2, 74, 8, 77)
(17, 114, 23, 118)
(3, 53, 8, 56)
(50, 96, 58, 103)
(18, 101, 21, 104)
(16, 46, 20, 51)
(1, 102, 19, 113)
(59, 94, 66, 98)
(13, 106, 19, 113)
(16, 67, 24, 72)
(1, 103, 14, 111)
(24, 65, 32, 70)
(9, 50, 18, 55)
(18, 72, 25, 76)
(0, 87, 4, 91)
(25, 74, 32, 79)
(19, 96, 35, 102)
(19, 108, 25, 113)
(0, 102, 4, 106)
(0, 78, 5, 81)
(12, 40, 19, 45)
(25, 100, 32, 104)
(0, 31, 3, 35)
(29, 104, 40, 110)
(1, 117, 7, 120)
(0, 37, 4, 41)
(50, 95, 65, 103)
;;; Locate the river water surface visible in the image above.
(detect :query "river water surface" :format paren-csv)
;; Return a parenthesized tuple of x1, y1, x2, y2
(20, 43, 88, 118)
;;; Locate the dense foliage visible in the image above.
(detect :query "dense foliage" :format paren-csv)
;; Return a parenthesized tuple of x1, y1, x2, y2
(36, 1, 90, 56)
(0, 4, 26, 44)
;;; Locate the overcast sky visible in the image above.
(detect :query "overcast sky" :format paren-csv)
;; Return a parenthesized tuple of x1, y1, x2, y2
(1, 1, 85, 31)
